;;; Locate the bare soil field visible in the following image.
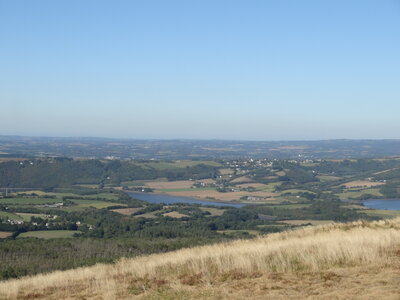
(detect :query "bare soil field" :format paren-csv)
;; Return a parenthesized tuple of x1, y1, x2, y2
(198, 179, 216, 184)
(219, 168, 234, 175)
(0, 232, 12, 238)
(317, 175, 342, 181)
(165, 190, 278, 202)
(343, 180, 385, 188)
(231, 176, 253, 183)
(111, 207, 142, 215)
(162, 211, 189, 218)
(0, 158, 28, 162)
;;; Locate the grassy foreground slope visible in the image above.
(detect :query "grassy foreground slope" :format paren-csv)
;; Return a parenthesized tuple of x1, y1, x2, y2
(1, 219, 400, 299)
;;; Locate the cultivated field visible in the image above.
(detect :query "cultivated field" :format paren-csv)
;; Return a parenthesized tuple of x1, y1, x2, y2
(145, 180, 196, 190)
(230, 176, 253, 183)
(235, 183, 269, 189)
(343, 180, 385, 188)
(17, 230, 80, 239)
(65, 199, 126, 210)
(2, 218, 400, 299)
(0, 211, 23, 221)
(15, 213, 51, 221)
(111, 207, 142, 215)
(199, 207, 225, 216)
(143, 180, 279, 202)
(162, 211, 188, 218)
(0, 197, 61, 205)
(165, 190, 277, 202)
(338, 188, 383, 200)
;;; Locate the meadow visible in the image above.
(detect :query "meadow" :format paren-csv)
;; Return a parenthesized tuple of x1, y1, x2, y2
(1, 218, 399, 299)
(17, 230, 80, 239)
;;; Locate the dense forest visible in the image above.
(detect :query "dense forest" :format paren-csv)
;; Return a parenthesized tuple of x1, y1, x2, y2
(0, 158, 218, 188)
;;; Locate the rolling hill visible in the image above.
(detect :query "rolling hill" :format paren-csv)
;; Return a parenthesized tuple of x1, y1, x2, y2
(1, 219, 400, 299)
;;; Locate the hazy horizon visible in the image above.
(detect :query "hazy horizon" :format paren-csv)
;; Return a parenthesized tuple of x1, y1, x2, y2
(3, 133, 400, 143)
(2, 1, 400, 140)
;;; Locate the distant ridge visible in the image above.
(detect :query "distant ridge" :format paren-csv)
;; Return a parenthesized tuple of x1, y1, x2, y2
(2, 135, 400, 160)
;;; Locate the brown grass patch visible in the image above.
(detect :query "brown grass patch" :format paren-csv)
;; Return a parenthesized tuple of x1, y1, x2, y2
(199, 179, 216, 184)
(0, 232, 12, 238)
(343, 181, 385, 188)
(166, 190, 277, 202)
(0, 158, 28, 162)
(231, 176, 253, 183)
(163, 211, 189, 218)
(111, 207, 142, 215)
(219, 168, 234, 175)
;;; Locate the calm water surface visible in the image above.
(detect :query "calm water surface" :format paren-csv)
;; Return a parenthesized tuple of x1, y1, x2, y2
(363, 199, 400, 210)
(128, 192, 244, 208)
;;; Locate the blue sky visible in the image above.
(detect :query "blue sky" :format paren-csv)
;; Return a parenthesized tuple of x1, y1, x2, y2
(1, 0, 400, 140)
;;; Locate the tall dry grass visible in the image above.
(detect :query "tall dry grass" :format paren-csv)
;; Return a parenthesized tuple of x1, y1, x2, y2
(1, 218, 400, 299)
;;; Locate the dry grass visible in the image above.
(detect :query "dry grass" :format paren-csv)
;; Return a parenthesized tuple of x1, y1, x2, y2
(1, 219, 400, 299)
(145, 180, 195, 189)
(343, 180, 385, 188)
(219, 168, 234, 175)
(165, 190, 277, 202)
(0, 158, 28, 162)
(230, 176, 253, 183)
(0, 232, 12, 238)
(317, 175, 342, 181)
(162, 211, 189, 218)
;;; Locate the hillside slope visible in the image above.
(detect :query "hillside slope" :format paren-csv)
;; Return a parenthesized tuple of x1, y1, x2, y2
(1, 219, 400, 299)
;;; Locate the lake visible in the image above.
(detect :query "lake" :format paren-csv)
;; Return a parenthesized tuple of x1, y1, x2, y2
(363, 199, 400, 210)
(127, 192, 245, 208)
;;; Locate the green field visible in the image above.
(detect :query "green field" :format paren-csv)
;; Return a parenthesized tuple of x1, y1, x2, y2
(316, 175, 342, 181)
(12, 190, 120, 201)
(362, 209, 400, 219)
(63, 199, 126, 211)
(18, 230, 81, 239)
(337, 188, 383, 200)
(269, 203, 312, 209)
(0, 197, 61, 205)
(258, 182, 281, 192)
(121, 181, 145, 187)
(15, 213, 52, 222)
(199, 207, 225, 216)
(0, 211, 24, 221)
